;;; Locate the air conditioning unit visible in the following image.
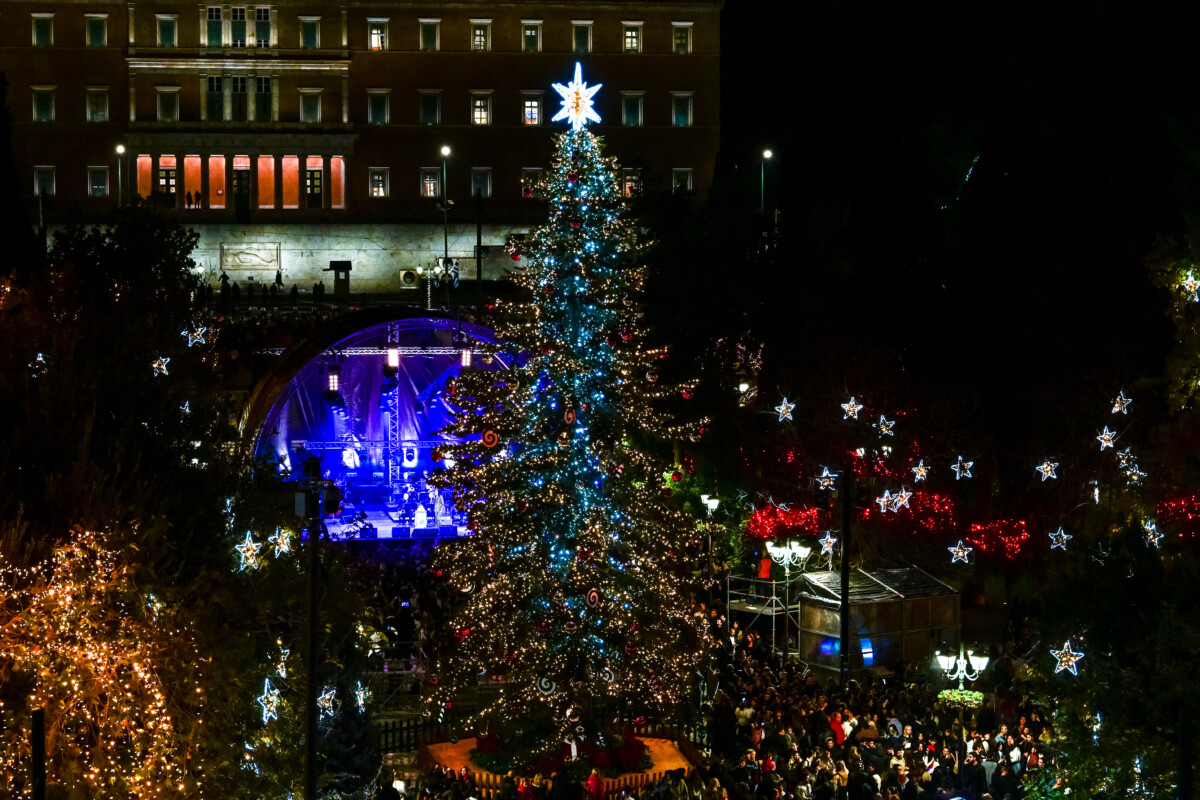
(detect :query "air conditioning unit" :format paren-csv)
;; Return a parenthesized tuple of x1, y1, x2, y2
(399, 268, 420, 288)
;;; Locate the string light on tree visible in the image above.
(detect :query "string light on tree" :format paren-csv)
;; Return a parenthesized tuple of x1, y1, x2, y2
(1096, 427, 1116, 450)
(1036, 459, 1059, 482)
(1112, 391, 1132, 414)
(912, 460, 930, 482)
(876, 415, 895, 436)
(1050, 641, 1085, 675)
(152, 356, 170, 376)
(951, 456, 974, 480)
(1049, 527, 1072, 550)
(841, 396, 863, 419)
(774, 397, 795, 422)
(948, 540, 973, 564)
(276, 648, 289, 678)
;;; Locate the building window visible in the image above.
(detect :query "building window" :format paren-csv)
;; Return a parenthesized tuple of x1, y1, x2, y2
(672, 168, 693, 192)
(419, 92, 440, 125)
(622, 93, 643, 127)
(256, 76, 272, 121)
(205, 76, 224, 120)
(158, 155, 178, 202)
(369, 167, 389, 198)
(206, 7, 222, 46)
(157, 16, 177, 48)
(572, 22, 591, 54)
(622, 168, 641, 198)
(420, 20, 439, 52)
(86, 89, 109, 122)
(300, 18, 319, 49)
(232, 76, 248, 121)
(470, 168, 492, 199)
(471, 94, 491, 126)
(623, 23, 642, 53)
(255, 8, 270, 47)
(231, 7, 247, 47)
(32, 88, 55, 123)
(368, 19, 387, 50)
(305, 156, 323, 209)
(32, 15, 53, 47)
(34, 167, 55, 197)
(521, 168, 543, 195)
(522, 22, 541, 53)
(208, 155, 226, 207)
(470, 21, 490, 51)
(420, 167, 441, 198)
(86, 15, 108, 47)
(157, 89, 179, 121)
(672, 23, 692, 54)
(300, 91, 321, 123)
(522, 95, 541, 126)
(367, 91, 389, 124)
(257, 155, 274, 208)
(672, 93, 693, 127)
(331, 156, 345, 208)
(88, 167, 109, 197)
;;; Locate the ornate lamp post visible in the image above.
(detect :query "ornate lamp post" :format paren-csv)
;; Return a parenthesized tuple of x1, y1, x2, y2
(766, 539, 810, 661)
(934, 644, 989, 790)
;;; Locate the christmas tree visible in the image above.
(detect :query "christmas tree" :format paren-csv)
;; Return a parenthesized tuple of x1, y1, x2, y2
(426, 64, 708, 755)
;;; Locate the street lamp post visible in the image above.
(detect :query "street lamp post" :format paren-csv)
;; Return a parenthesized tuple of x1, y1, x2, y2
(934, 643, 990, 790)
(115, 144, 125, 207)
(766, 539, 810, 662)
(441, 145, 451, 264)
(760, 149, 772, 213)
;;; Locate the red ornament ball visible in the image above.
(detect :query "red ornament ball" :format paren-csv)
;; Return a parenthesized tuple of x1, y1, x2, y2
(511, 252, 522, 261)
(522, 186, 534, 198)
(661, 487, 673, 498)
(620, 331, 633, 341)
(671, 471, 682, 482)
(567, 171, 579, 183)
(606, 334, 620, 346)
(570, 218, 582, 229)
(544, 282, 555, 295)
(682, 388, 694, 399)
(467, 520, 477, 531)
(540, 344, 553, 355)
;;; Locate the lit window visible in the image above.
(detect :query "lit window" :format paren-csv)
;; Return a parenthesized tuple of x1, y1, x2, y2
(368, 91, 389, 124)
(86, 89, 109, 123)
(420, 20, 439, 52)
(305, 156, 323, 209)
(572, 22, 591, 54)
(32, 88, 55, 123)
(157, 16, 177, 47)
(158, 155, 178, 202)
(471, 94, 491, 126)
(623, 24, 642, 53)
(672, 168, 693, 193)
(622, 93, 643, 127)
(419, 92, 440, 125)
(282, 155, 299, 208)
(88, 167, 109, 197)
(368, 19, 387, 50)
(521, 168, 542, 196)
(522, 96, 541, 126)
(206, 7, 222, 47)
(231, 76, 248, 121)
(206, 76, 224, 121)
(672, 93, 693, 127)
(369, 168, 389, 198)
(471, 21, 490, 51)
(32, 15, 53, 47)
(672, 23, 692, 54)
(231, 7, 246, 47)
(255, 77, 272, 121)
(257, 155, 274, 208)
(34, 167, 55, 197)
(522, 22, 541, 53)
(157, 89, 179, 121)
(86, 15, 107, 47)
(255, 8, 270, 47)
(300, 91, 321, 123)
(300, 18, 319, 49)
(622, 168, 641, 198)
(420, 167, 441, 198)
(471, 167, 492, 199)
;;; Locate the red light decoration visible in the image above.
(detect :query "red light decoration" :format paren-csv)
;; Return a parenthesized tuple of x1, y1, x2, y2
(966, 519, 1031, 560)
(859, 491, 957, 535)
(746, 505, 821, 539)
(1157, 495, 1200, 539)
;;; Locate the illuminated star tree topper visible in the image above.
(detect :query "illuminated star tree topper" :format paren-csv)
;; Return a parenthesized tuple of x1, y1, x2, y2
(551, 62, 602, 130)
(1050, 641, 1085, 675)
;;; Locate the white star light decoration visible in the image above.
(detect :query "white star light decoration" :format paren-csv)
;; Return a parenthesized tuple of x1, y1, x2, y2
(817, 466, 836, 490)
(152, 356, 170, 376)
(819, 531, 837, 555)
(1126, 465, 1146, 485)
(1143, 520, 1162, 548)
(183, 326, 207, 347)
(276, 649, 289, 678)
(1050, 641, 1084, 675)
(841, 396, 863, 419)
(948, 540, 973, 564)
(236, 532, 261, 570)
(270, 527, 292, 557)
(775, 397, 795, 422)
(1036, 459, 1059, 481)
(1096, 427, 1116, 450)
(912, 460, 930, 482)
(355, 681, 371, 712)
(1112, 391, 1131, 414)
(876, 415, 894, 436)
(318, 688, 338, 718)
(1116, 447, 1134, 468)
(892, 487, 912, 510)
(876, 490, 894, 513)
(1183, 271, 1200, 302)
(1049, 527, 1072, 550)
(257, 679, 280, 723)
(552, 62, 602, 130)
(951, 456, 973, 480)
